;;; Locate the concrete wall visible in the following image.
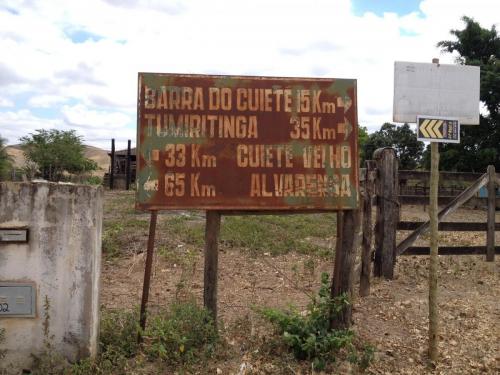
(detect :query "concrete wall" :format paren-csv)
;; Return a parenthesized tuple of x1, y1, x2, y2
(0, 182, 102, 372)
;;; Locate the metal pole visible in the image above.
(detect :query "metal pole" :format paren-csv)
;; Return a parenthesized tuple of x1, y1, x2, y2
(126, 139, 131, 190)
(138, 210, 158, 342)
(110, 138, 115, 190)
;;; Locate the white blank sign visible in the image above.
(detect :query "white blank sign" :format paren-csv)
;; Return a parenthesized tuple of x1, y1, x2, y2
(393, 61, 480, 125)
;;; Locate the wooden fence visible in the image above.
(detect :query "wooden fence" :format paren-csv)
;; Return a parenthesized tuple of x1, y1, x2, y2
(359, 148, 499, 296)
(398, 169, 500, 207)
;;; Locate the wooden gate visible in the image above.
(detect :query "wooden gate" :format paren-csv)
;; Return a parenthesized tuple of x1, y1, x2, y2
(359, 148, 499, 296)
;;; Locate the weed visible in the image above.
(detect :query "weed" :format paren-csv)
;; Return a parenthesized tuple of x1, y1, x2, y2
(99, 308, 140, 358)
(304, 258, 316, 288)
(158, 244, 199, 301)
(144, 301, 218, 365)
(348, 344, 375, 371)
(0, 327, 6, 360)
(68, 309, 140, 375)
(68, 303, 220, 374)
(31, 296, 68, 375)
(260, 273, 353, 371)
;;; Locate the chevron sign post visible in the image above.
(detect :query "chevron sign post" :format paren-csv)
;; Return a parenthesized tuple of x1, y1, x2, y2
(394, 58, 478, 364)
(417, 116, 460, 143)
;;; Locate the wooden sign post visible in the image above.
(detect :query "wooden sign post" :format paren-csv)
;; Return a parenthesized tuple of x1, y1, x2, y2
(416, 102, 463, 364)
(135, 73, 360, 336)
(428, 139, 439, 363)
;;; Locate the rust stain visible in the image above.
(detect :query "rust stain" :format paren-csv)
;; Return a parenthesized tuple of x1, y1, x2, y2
(136, 73, 359, 211)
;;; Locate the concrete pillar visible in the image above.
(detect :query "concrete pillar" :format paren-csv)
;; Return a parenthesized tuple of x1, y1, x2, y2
(0, 182, 103, 371)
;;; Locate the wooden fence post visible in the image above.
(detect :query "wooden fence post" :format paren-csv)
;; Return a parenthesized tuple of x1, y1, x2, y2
(138, 210, 158, 342)
(373, 148, 399, 279)
(486, 165, 496, 262)
(360, 160, 376, 296)
(331, 209, 360, 330)
(110, 138, 115, 190)
(126, 139, 132, 191)
(204, 210, 221, 321)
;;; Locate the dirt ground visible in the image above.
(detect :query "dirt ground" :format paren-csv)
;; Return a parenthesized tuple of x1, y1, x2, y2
(101, 193, 499, 374)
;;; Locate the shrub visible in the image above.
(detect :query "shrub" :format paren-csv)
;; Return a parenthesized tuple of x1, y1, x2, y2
(54, 304, 219, 374)
(83, 175, 102, 185)
(260, 272, 353, 370)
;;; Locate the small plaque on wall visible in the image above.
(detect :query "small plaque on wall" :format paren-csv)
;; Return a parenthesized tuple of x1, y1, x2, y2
(0, 228, 29, 243)
(0, 283, 36, 318)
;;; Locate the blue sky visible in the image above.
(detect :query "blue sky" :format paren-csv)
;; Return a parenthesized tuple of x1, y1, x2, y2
(352, 0, 422, 17)
(64, 29, 104, 44)
(0, 0, 497, 150)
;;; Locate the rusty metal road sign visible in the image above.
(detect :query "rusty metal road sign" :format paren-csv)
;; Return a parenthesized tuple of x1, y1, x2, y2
(417, 116, 460, 143)
(136, 73, 359, 211)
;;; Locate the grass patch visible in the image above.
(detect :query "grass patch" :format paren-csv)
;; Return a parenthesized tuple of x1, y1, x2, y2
(103, 192, 336, 258)
(220, 214, 336, 256)
(101, 221, 125, 258)
(103, 191, 137, 216)
(160, 215, 205, 247)
(158, 244, 197, 269)
(102, 218, 149, 259)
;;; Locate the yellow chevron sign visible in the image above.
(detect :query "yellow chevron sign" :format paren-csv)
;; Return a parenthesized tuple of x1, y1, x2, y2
(420, 119, 443, 138)
(417, 116, 460, 143)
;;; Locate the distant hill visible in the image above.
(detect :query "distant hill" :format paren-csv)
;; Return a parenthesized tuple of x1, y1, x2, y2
(5, 144, 110, 176)
(83, 145, 110, 176)
(5, 145, 26, 168)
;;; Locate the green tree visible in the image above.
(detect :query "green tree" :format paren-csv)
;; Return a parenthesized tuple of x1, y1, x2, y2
(0, 135, 12, 180)
(364, 123, 424, 169)
(20, 129, 97, 181)
(358, 125, 369, 165)
(426, 16, 500, 171)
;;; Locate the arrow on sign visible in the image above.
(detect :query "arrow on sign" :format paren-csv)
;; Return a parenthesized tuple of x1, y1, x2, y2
(417, 116, 460, 143)
(420, 119, 443, 139)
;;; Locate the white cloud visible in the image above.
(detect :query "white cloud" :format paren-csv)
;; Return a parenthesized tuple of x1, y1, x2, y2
(0, 0, 498, 146)
(61, 103, 130, 129)
(0, 97, 14, 107)
(27, 94, 68, 108)
(0, 107, 134, 149)
(0, 109, 58, 143)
